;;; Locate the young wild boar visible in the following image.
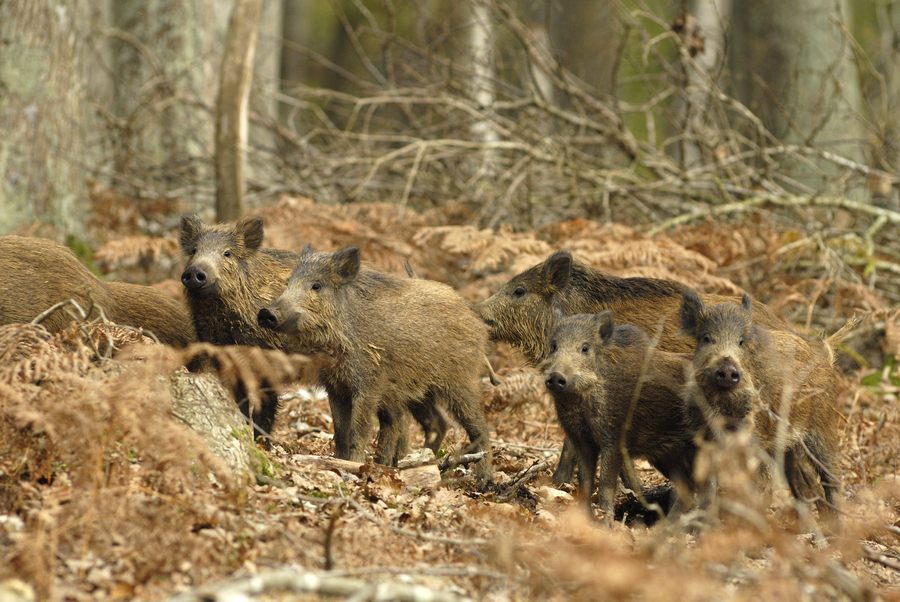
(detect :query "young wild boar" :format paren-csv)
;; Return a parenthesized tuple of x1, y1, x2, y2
(0, 236, 195, 346)
(544, 312, 697, 518)
(180, 216, 447, 445)
(474, 250, 816, 484)
(679, 292, 841, 521)
(180, 215, 300, 435)
(257, 246, 493, 479)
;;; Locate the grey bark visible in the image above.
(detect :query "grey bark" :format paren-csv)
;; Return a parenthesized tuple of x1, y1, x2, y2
(110, 0, 223, 203)
(169, 369, 255, 483)
(730, 0, 867, 194)
(469, 0, 498, 176)
(215, 0, 264, 221)
(0, 0, 87, 235)
(676, 0, 731, 168)
(550, 0, 621, 98)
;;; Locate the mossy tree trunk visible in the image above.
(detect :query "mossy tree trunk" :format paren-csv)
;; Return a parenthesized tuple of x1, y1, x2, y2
(0, 1, 87, 235)
(730, 0, 867, 195)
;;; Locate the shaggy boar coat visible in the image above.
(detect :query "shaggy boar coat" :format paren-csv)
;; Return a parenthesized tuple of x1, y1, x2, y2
(475, 250, 831, 484)
(544, 312, 696, 518)
(680, 292, 841, 522)
(0, 235, 195, 346)
(258, 247, 492, 478)
(179, 215, 300, 435)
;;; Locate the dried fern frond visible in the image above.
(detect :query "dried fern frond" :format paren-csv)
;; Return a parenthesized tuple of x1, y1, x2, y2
(94, 235, 180, 273)
(486, 367, 548, 411)
(179, 343, 323, 413)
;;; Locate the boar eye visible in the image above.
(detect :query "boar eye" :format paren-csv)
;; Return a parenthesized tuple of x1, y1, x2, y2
(549, 340, 557, 353)
(702, 334, 712, 344)
(512, 286, 526, 298)
(581, 343, 590, 354)
(223, 250, 232, 258)
(738, 336, 745, 347)
(190, 247, 197, 255)
(311, 282, 322, 291)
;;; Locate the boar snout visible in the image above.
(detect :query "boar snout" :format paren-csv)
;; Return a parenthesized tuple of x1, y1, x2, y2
(182, 264, 214, 292)
(713, 361, 741, 389)
(545, 371, 569, 393)
(257, 306, 283, 330)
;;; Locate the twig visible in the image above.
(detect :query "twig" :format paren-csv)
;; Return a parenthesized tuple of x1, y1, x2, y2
(439, 451, 487, 472)
(497, 460, 550, 502)
(167, 568, 471, 602)
(650, 194, 900, 235)
(863, 546, 900, 572)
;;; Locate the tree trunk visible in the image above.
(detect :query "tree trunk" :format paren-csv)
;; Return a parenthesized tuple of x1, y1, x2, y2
(169, 369, 256, 483)
(469, 0, 498, 176)
(675, 0, 731, 169)
(730, 0, 867, 194)
(0, 0, 87, 234)
(215, 0, 264, 222)
(110, 0, 222, 204)
(550, 0, 621, 99)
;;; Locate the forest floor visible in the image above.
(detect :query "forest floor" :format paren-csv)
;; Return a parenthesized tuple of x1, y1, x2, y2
(1, 194, 898, 601)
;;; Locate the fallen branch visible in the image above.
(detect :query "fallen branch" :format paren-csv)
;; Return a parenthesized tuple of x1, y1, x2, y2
(497, 460, 550, 502)
(649, 194, 900, 235)
(439, 451, 487, 472)
(168, 568, 471, 602)
(291, 454, 441, 489)
(863, 546, 900, 572)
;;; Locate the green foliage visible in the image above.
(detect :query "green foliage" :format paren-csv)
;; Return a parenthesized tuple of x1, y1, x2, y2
(65, 234, 101, 277)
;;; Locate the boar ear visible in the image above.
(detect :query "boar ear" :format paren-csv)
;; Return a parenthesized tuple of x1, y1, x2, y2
(543, 251, 572, 293)
(680, 291, 705, 337)
(333, 247, 361, 280)
(596, 310, 615, 343)
(301, 243, 314, 258)
(180, 215, 203, 252)
(238, 217, 264, 251)
(740, 293, 752, 316)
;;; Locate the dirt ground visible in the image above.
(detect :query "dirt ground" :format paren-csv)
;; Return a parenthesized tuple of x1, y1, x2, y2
(1, 195, 898, 601)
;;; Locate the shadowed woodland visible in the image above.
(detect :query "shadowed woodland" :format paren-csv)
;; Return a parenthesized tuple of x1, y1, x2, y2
(0, 1, 899, 600)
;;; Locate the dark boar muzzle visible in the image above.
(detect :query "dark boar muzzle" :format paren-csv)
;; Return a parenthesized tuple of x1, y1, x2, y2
(545, 371, 568, 393)
(257, 307, 282, 330)
(714, 362, 741, 389)
(182, 265, 213, 292)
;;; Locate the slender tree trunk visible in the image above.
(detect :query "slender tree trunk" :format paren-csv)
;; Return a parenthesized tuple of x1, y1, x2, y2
(469, 0, 498, 176)
(550, 0, 621, 99)
(279, 0, 308, 128)
(248, 0, 282, 170)
(730, 0, 867, 194)
(215, 0, 264, 222)
(674, 0, 731, 168)
(0, 0, 87, 234)
(520, 0, 555, 104)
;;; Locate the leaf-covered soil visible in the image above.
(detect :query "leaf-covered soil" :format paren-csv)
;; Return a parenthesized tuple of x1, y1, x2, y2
(1, 195, 898, 601)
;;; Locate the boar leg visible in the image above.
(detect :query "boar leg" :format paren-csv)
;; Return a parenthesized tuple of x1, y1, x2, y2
(597, 448, 621, 522)
(572, 439, 598, 516)
(375, 408, 410, 467)
(346, 392, 379, 463)
(324, 381, 353, 459)
(805, 435, 841, 525)
(553, 437, 577, 485)
(441, 382, 493, 482)
(410, 394, 449, 454)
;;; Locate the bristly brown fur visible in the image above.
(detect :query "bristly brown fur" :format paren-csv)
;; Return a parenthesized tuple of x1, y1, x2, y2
(261, 247, 493, 480)
(475, 250, 794, 366)
(0, 236, 196, 347)
(680, 293, 842, 525)
(544, 313, 697, 518)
